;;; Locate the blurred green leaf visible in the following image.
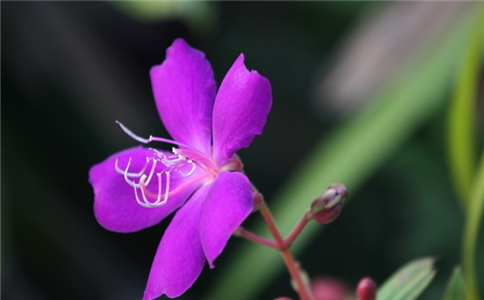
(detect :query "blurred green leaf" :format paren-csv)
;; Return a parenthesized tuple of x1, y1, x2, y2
(111, 1, 217, 35)
(377, 257, 436, 300)
(451, 3, 484, 300)
(442, 267, 466, 300)
(447, 2, 484, 208)
(462, 149, 484, 300)
(204, 7, 479, 300)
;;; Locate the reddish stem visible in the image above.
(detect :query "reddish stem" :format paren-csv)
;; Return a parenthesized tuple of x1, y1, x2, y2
(259, 202, 312, 300)
(284, 211, 311, 248)
(234, 227, 279, 249)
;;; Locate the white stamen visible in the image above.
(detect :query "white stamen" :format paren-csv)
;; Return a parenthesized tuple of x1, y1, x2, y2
(116, 121, 150, 144)
(115, 157, 149, 177)
(123, 158, 141, 187)
(134, 183, 149, 207)
(113, 144, 203, 208)
(153, 172, 170, 206)
(176, 160, 196, 177)
(162, 154, 183, 166)
(143, 159, 158, 186)
(151, 148, 164, 158)
(140, 175, 154, 206)
(135, 172, 169, 207)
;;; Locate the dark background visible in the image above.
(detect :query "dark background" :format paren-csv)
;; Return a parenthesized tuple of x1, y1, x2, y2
(2, 2, 482, 300)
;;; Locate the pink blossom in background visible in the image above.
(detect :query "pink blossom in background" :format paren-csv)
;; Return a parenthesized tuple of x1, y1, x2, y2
(311, 276, 350, 300)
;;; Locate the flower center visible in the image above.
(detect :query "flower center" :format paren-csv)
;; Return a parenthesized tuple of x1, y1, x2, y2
(113, 121, 242, 208)
(115, 147, 214, 208)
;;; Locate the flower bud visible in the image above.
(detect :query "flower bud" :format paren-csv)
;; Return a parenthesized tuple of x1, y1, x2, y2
(356, 277, 377, 300)
(310, 184, 347, 224)
(274, 297, 293, 300)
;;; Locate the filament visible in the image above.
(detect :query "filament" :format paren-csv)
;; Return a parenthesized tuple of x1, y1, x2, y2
(122, 158, 140, 188)
(143, 159, 158, 186)
(134, 172, 167, 207)
(176, 160, 196, 177)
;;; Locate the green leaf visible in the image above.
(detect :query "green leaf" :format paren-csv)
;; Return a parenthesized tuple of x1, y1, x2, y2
(447, 2, 484, 208)
(443, 267, 466, 300)
(377, 257, 436, 300)
(451, 3, 484, 300)
(203, 8, 479, 300)
(462, 149, 484, 300)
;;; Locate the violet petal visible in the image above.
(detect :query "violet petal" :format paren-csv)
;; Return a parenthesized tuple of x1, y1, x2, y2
(150, 38, 216, 156)
(89, 146, 202, 233)
(143, 184, 210, 299)
(200, 171, 253, 268)
(212, 54, 272, 166)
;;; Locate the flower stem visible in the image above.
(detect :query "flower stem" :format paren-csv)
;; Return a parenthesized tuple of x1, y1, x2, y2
(285, 211, 311, 248)
(259, 201, 313, 300)
(234, 227, 279, 249)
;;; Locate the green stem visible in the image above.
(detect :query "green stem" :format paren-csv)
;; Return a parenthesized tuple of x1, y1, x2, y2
(462, 149, 484, 300)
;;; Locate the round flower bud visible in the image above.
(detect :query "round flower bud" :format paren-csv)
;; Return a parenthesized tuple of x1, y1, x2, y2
(310, 184, 347, 224)
(356, 277, 377, 300)
(274, 297, 293, 300)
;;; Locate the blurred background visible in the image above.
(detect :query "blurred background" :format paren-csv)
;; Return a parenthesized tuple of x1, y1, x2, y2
(2, 2, 483, 300)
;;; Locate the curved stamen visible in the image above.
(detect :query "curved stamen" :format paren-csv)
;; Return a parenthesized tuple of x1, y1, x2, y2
(140, 173, 207, 201)
(123, 158, 141, 187)
(133, 183, 144, 207)
(141, 173, 162, 207)
(176, 160, 196, 177)
(150, 148, 166, 159)
(149, 136, 208, 159)
(151, 148, 180, 165)
(115, 157, 149, 177)
(162, 154, 183, 166)
(134, 172, 170, 207)
(143, 159, 158, 186)
(157, 172, 170, 206)
(134, 183, 152, 208)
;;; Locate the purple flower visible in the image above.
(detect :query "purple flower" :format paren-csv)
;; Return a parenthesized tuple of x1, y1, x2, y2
(89, 39, 272, 299)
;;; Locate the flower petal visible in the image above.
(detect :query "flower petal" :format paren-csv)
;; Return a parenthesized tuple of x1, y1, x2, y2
(150, 39, 216, 155)
(212, 54, 272, 166)
(89, 146, 202, 233)
(200, 171, 254, 268)
(143, 184, 210, 300)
